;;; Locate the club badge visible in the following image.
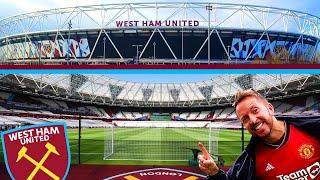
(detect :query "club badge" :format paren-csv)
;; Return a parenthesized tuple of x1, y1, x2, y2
(1, 123, 70, 180)
(298, 144, 315, 159)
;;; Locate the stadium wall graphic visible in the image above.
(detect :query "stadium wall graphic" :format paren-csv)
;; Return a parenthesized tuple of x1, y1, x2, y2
(0, 2, 319, 64)
(0, 38, 90, 59)
(1, 36, 315, 61)
(230, 38, 315, 60)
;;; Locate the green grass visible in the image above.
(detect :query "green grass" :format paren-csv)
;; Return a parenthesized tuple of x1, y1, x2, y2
(67, 127, 250, 166)
(0, 127, 251, 166)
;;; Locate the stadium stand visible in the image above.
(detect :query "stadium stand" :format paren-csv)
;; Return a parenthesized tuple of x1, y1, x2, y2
(0, 91, 10, 100)
(0, 76, 319, 128)
(31, 97, 61, 109)
(228, 112, 237, 119)
(188, 112, 200, 120)
(213, 109, 224, 119)
(86, 106, 105, 116)
(196, 111, 211, 120)
(207, 120, 242, 129)
(122, 112, 135, 120)
(0, 106, 8, 112)
(56, 101, 69, 109)
(217, 107, 235, 119)
(274, 102, 294, 114)
(98, 108, 111, 118)
(113, 120, 210, 128)
(114, 111, 127, 120)
(171, 111, 211, 120)
(0, 114, 110, 129)
(179, 112, 189, 120)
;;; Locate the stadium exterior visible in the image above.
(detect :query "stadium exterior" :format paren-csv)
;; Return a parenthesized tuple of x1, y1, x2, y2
(0, 2, 319, 64)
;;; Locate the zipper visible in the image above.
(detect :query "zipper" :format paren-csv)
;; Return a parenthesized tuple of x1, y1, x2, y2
(236, 151, 248, 178)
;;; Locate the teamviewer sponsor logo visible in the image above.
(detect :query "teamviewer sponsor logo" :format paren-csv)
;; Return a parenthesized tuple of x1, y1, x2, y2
(276, 162, 320, 180)
(306, 162, 320, 179)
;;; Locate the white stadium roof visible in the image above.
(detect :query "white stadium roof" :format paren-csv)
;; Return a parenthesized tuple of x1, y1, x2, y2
(1, 74, 319, 107)
(1, 2, 319, 38)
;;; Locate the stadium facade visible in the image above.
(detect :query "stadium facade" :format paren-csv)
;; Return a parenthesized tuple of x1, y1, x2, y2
(0, 2, 319, 64)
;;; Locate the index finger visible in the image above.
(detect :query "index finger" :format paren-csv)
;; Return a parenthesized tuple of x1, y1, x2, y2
(198, 142, 210, 159)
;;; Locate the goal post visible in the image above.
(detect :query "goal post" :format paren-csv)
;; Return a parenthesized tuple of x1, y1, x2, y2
(208, 121, 248, 166)
(208, 122, 220, 159)
(103, 123, 114, 160)
(103, 121, 246, 165)
(103, 121, 210, 162)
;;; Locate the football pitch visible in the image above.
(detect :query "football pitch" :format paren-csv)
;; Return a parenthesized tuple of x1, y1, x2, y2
(68, 127, 251, 166)
(0, 127, 250, 166)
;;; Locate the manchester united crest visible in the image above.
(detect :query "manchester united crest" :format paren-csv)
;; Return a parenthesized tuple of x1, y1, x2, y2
(1, 123, 70, 180)
(298, 144, 315, 159)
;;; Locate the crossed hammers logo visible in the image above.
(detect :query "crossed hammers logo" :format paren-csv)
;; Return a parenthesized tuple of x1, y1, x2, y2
(16, 142, 60, 180)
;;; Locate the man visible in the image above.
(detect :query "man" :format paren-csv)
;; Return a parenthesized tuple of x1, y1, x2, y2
(198, 89, 320, 179)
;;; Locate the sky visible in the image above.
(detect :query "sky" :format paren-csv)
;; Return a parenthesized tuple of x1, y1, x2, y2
(0, 0, 319, 20)
(107, 73, 217, 83)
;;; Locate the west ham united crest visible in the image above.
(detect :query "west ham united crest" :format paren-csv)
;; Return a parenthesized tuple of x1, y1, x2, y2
(1, 123, 70, 180)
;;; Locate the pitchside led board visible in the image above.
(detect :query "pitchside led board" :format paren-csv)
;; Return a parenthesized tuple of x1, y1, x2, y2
(1, 123, 70, 180)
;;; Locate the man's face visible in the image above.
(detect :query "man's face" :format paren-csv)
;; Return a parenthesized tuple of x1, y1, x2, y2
(236, 96, 275, 138)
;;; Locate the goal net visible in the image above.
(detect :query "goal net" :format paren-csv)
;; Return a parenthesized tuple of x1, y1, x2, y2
(103, 123, 114, 159)
(208, 121, 248, 166)
(103, 121, 210, 161)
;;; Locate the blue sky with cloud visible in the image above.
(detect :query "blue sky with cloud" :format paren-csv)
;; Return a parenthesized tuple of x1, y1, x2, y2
(107, 74, 217, 83)
(0, 0, 319, 19)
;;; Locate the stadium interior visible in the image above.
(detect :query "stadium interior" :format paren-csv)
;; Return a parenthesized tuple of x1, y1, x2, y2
(0, 74, 319, 178)
(0, 74, 319, 130)
(0, 90, 319, 129)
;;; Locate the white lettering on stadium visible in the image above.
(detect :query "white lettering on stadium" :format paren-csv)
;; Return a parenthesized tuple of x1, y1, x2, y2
(140, 171, 182, 176)
(116, 20, 199, 27)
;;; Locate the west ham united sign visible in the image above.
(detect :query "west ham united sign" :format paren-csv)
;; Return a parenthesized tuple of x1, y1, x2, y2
(1, 123, 70, 180)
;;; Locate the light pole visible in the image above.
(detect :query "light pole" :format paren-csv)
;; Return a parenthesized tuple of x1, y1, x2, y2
(132, 44, 143, 63)
(38, 42, 41, 64)
(206, 4, 213, 64)
(103, 37, 106, 64)
(66, 20, 72, 64)
(227, 45, 230, 64)
(153, 42, 156, 60)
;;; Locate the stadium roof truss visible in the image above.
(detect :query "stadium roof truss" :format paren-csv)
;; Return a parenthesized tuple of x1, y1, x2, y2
(0, 2, 319, 63)
(0, 74, 319, 107)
